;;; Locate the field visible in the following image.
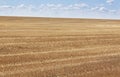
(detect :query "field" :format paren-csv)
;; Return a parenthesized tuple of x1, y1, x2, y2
(0, 16, 120, 77)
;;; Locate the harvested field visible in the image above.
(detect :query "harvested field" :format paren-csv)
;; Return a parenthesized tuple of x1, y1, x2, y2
(0, 16, 120, 77)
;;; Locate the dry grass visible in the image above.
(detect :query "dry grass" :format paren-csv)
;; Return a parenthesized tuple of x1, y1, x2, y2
(0, 16, 120, 77)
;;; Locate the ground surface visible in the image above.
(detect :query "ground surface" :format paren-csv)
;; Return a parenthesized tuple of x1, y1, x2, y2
(0, 16, 120, 77)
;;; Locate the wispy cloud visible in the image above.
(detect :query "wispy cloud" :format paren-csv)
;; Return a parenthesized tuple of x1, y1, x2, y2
(106, 0, 114, 5)
(0, 5, 13, 10)
(0, 1, 119, 19)
(38, 3, 88, 10)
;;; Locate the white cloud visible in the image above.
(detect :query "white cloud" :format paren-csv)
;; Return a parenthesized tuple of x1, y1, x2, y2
(108, 10, 117, 13)
(0, 3, 88, 11)
(99, 7, 107, 12)
(91, 6, 107, 12)
(16, 4, 33, 10)
(91, 5, 117, 14)
(106, 0, 114, 5)
(17, 4, 26, 9)
(0, 5, 13, 10)
(0, 3, 119, 19)
(39, 3, 88, 10)
(74, 3, 88, 8)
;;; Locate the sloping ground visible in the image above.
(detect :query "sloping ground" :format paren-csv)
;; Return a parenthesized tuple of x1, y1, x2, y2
(0, 16, 120, 77)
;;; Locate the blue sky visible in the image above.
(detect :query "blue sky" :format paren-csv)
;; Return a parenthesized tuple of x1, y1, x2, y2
(0, 0, 120, 19)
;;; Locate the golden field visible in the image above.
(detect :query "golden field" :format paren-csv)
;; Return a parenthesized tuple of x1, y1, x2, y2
(0, 16, 120, 77)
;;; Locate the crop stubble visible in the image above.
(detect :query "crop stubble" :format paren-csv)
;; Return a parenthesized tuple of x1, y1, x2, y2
(0, 17, 120, 77)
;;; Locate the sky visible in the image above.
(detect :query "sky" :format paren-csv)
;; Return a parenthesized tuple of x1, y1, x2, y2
(0, 0, 120, 19)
